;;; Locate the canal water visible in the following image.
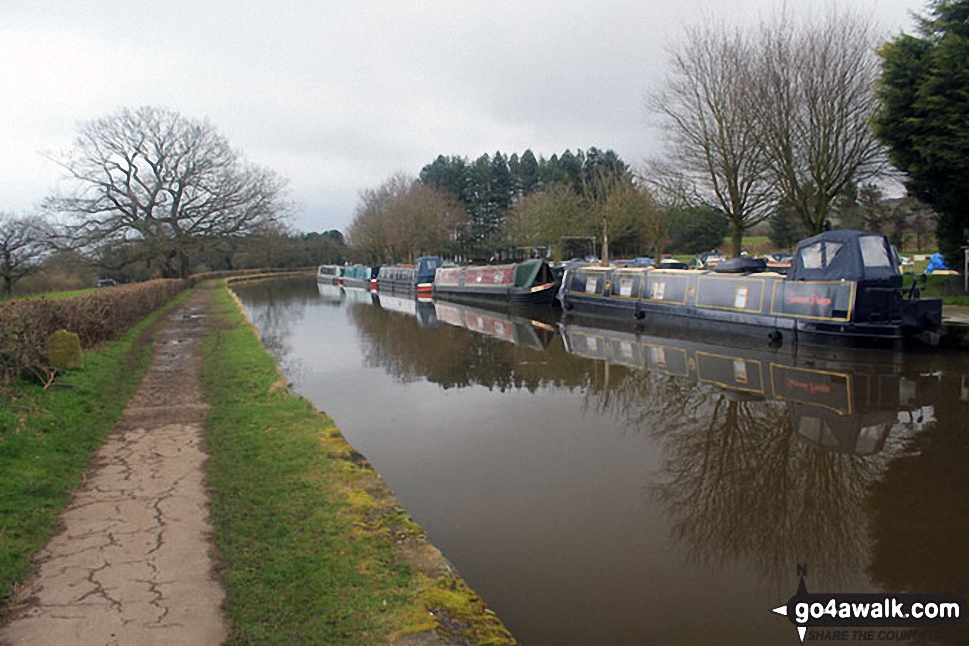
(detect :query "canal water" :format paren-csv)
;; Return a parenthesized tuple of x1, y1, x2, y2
(232, 277, 969, 646)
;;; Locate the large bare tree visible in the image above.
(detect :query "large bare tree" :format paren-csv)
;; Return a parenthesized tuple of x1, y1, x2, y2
(650, 22, 774, 257)
(46, 106, 290, 278)
(753, 12, 887, 235)
(0, 213, 50, 295)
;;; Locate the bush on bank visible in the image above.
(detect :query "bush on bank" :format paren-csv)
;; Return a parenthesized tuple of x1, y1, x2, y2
(0, 279, 188, 383)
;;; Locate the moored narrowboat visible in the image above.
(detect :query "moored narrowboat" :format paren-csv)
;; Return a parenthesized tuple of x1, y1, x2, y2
(317, 264, 342, 285)
(558, 230, 943, 349)
(433, 259, 559, 306)
(340, 265, 379, 290)
(376, 256, 443, 294)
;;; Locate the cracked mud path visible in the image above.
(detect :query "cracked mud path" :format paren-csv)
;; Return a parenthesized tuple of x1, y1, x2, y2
(2, 288, 228, 646)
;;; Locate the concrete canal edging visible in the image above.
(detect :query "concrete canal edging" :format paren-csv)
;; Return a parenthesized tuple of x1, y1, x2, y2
(941, 306, 969, 348)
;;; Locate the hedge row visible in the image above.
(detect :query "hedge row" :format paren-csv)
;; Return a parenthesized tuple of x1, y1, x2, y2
(0, 279, 188, 383)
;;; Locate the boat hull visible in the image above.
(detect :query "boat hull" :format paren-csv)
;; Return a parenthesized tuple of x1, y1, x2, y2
(434, 282, 559, 306)
(341, 276, 372, 290)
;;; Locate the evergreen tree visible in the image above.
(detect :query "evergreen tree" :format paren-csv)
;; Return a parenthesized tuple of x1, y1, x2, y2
(874, 0, 969, 265)
(557, 150, 583, 194)
(769, 203, 810, 251)
(667, 206, 730, 255)
(419, 155, 469, 202)
(520, 150, 540, 195)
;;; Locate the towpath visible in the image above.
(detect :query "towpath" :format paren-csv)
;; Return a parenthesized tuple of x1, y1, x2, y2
(1, 286, 228, 646)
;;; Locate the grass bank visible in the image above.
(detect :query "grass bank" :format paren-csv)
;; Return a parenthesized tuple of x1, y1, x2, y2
(0, 289, 192, 604)
(920, 273, 969, 306)
(203, 283, 515, 645)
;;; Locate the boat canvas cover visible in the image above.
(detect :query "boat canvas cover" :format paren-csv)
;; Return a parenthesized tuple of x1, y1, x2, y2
(514, 259, 547, 288)
(787, 230, 900, 284)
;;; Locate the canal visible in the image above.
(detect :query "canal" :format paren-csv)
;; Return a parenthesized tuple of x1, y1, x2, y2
(232, 276, 969, 646)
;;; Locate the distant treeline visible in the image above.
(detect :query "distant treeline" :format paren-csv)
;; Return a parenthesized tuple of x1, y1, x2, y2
(419, 148, 629, 259)
(348, 148, 729, 264)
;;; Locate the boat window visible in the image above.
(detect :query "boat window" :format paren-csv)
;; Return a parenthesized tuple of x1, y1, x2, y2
(799, 241, 844, 269)
(825, 242, 844, 266)
(859, 235, 892, 268)
(617, 277, 634, 297)
(800, 243, 823, 269)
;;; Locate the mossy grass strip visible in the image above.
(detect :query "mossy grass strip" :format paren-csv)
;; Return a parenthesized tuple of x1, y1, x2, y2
(0, 288, 194, 605)
(204, 282, 515, 645)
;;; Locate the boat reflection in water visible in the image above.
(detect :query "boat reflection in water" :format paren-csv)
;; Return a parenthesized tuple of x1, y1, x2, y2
(434, 300, 557, 351)
(370, 292, 439, 327)
(316, 281, 346, 304)
(360, 290, 558, 348)
(560, 322, 938, 456)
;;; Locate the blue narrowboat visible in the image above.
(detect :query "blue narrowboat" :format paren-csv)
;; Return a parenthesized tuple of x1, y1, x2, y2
(376, 256, 443, 294)
(558, 230, 943, 349)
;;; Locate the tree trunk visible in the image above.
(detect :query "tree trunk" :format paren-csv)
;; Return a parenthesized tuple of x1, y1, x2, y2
(730, 224, 743, 258)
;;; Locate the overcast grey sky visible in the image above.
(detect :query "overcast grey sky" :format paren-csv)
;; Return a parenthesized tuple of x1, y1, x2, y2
(1, 0, 923, 233)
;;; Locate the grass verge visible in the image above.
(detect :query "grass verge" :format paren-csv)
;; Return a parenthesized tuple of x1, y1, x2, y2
(203, 283, 515, 645)
(0, 288, 193, 604)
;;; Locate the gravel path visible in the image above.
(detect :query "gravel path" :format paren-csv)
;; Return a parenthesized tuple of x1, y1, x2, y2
(2, 288, 228, 646)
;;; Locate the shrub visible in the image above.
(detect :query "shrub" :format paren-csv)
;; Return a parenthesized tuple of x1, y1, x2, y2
(0, 279, 188, 383)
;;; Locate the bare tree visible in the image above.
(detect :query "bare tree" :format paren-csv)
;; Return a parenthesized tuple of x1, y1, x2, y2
(650, 22, 774, 257)
(505, 183, 586, 261)
(347, 173, 467, 263)
(45, 106, 290, 278)
(753, 12, 887, 235)
(0, 213, 50, 295)
(601, 176, 667, 258)
(348, 177, 400, 264)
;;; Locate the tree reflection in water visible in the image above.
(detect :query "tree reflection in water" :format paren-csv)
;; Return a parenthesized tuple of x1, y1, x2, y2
(582, 366, 885, 592)
(232, 278, 319, 382)
(866, 374, 969, 596)
(346, 301, 592, 392)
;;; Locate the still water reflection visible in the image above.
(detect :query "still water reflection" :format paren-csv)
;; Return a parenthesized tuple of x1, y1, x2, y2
(233, 277, 969, 646)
